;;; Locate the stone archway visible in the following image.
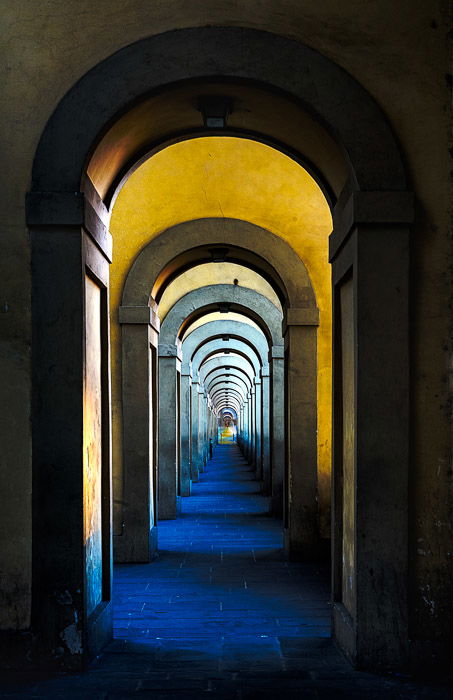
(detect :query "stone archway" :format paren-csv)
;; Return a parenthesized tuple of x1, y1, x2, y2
(121, 223, 319, 552)
(156, 286, 285, 520)
(27, 26, 412, 670)
(181, 320, 272, 486)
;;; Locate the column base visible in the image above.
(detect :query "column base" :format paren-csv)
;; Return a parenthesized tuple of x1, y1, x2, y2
(284, 527, 320, 561)
(114, 524, 158, 563)
(271, 495, 283, 518)
(180, 480, 192, 497)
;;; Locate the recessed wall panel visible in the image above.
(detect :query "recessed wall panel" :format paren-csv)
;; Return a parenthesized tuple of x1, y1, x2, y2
(84, 275, 103, 615)
(340, 276, 356, 617)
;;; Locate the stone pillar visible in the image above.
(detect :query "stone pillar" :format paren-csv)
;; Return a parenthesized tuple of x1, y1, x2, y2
(251, 385, 256, 468)
(208, 407, 216, 455)
(27, 191, 113, 665)
(201, 391, 209, 468)
(190, 377, 201, 481)
(180, 365, 192, 497)
(283, 310, 319, 560)
(329, 190, 412, 670)
(254, 378, 262, 481)
(118, 305, 159, 562)
(243, 396, 250, 461)
(261, 365, 271, 495)
(238, 405, 245, 450)
(157, 344, 180, 519)
(197, 384, 206, 473)
(270, 348, 285, 517)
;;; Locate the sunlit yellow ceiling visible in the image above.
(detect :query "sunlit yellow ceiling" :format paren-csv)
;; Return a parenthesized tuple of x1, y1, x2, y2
(158, 263, 281, 321)
(110, 138, 331, 315)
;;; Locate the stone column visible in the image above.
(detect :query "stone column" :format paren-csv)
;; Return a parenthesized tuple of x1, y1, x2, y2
(27, 191, 113, 664)
(201, 391, 209, 469)
(329, 190, 412, 669)
(243, 396, 250, 461)
(270, 347, 285, 517)
(283, 310, 318, 560)
(118, 305, 159, 562)
(254, 378, 262, 481)
(190, 376, 201, 481)
(157, 344, 180, 519)
(197, 384, 206, 473)
(238, 405, 245, 451)
(180, 364, 192, 497)
(251, 385, 256, 468)
(261, 365, 271, 495)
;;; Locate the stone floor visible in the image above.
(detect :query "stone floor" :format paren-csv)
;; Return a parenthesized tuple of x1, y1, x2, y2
(1, 444, 452, 698)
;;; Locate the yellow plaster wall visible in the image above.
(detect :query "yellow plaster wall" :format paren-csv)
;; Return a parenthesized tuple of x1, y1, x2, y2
(109, 137, 333, 533)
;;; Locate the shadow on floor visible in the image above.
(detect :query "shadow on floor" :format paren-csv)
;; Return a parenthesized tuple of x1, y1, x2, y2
(1, 445, 452, 698)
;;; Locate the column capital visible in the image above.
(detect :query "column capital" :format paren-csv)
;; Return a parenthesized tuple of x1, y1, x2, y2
(330, 190, 414, 262)
(119, 305, 160, 332)
(283, 308, 319, 334)
(26, 189, 113, 262)
(158, 343, 181, 359)
(271, 345, 285, 359)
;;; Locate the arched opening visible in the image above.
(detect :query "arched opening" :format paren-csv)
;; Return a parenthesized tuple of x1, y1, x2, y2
(27, 26, 412, 671)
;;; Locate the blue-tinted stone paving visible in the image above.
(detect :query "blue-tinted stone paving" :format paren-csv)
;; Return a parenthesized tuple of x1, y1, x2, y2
(1, 445, 452, 698)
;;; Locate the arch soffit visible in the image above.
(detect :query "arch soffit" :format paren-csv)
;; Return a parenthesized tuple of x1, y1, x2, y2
(205, 370, 249, 391)
(31, 26, 407, 200)
(211, 387, 244, 404)
(193, 340, 260, 375)
(209, 379, 246, 396)
(182, 320, 269, 365)
(206, 377, 252, 401)
(219, 409, 237, 418)
(217, 403, 240, 414)
(221, 407, 237, 416)
(199, 357, 255, 385)
(208, 380, 247, 400)
(123, 219, 316, 310)
(159, 284, 283, 346)
(202, 364, 254, 390)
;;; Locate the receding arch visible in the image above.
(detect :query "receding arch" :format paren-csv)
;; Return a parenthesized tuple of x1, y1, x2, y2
(26, 24, 413, 671)
(200, 357, 255, 387)
(159, 285, 283, 350)
(182, 321, 269, 367)
(30, 26, 407, 198)
(192, 339, 262, 377)
(207, 376, 248, 396)
(206, 372, 248, 396)
(122, 219, 317, 312)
